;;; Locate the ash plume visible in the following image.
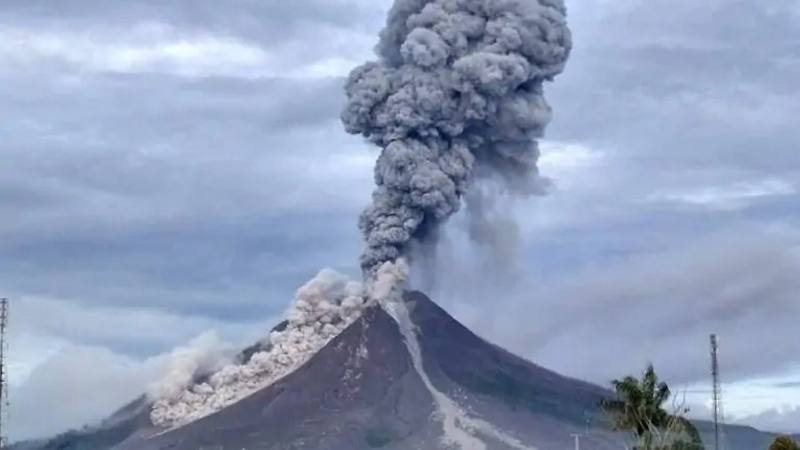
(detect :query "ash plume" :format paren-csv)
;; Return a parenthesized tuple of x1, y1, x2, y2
(464, 184, 523, 276)
(146, 0, 573, 435)
(147, 331, 231, 402)
(342, 0, 572, 277)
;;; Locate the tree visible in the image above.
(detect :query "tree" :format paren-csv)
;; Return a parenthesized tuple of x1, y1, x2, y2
(599, 363, 704, 450)
(769, 435, 800, 450)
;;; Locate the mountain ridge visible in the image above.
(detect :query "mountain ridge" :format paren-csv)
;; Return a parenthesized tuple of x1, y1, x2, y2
(18, 291, 795, 450)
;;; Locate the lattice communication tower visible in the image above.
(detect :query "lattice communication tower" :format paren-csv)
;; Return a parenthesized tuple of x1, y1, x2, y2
(710, 333, 725, 450)
(0, 298, 8, 449)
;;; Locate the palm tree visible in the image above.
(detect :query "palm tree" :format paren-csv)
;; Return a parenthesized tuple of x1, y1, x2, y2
(770, 435, 800, 450)
(599, 363, 703, 450)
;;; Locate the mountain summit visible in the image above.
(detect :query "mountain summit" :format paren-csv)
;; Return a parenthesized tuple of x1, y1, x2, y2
(27, 291, 783, 450)
(120, 291, 610, 450)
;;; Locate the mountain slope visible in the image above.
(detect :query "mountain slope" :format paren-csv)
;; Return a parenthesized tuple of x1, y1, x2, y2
(118, 304, 438, 450)
(20, 291, 795, 450)
(405, 291, 609, 424)
(118, 291, 620, 450)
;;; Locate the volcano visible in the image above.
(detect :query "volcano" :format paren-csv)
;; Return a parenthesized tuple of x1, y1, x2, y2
(25, 292, 786, 450)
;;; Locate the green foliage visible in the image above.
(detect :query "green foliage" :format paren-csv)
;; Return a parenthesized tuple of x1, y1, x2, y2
(599, 363, 704, 450)
(769, 435, 800, 450)
(599, 363, 671, 435)
(671, 417, 703, 450)
(669, 440, 703, 450)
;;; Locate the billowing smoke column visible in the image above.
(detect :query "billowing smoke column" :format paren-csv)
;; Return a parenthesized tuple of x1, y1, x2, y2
(148, 0, 572, 434)
(342, 0, 572, 277)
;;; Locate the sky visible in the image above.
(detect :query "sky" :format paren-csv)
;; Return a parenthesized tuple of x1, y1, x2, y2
(1, 0, 799, 441)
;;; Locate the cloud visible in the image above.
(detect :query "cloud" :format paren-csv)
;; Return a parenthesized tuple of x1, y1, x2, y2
(6, 307, 268, 441)
(8, 344, 159, 440)
(442, 228, 800, 388)
(0, 24, 270, 78)
(1, 6, 373, 439)
(0, 72, 371, 316)
(736, 407, 800, 435)
(646, 178, 796, 211)
(7, 330, 238, 441)
(2, 0, 384, 39)
(0, 23, 372, 80)
(0, 0, 382, 80)
(6, 294, 258, 352)
(548, 0, 800, 176)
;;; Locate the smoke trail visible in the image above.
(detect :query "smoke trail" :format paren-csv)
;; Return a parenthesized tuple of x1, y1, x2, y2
(342, 0, 572, 277)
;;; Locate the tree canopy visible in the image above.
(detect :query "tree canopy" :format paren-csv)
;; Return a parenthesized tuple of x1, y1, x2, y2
(599, 363, 704, 450)
(770, 435, 800, 450)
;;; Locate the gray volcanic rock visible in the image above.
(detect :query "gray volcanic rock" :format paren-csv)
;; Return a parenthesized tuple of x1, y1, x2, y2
(19, 291, 795, 450)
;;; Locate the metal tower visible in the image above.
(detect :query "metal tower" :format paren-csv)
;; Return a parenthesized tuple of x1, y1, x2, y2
(710, 334, 724, 450)
(0, 298, 8, 448)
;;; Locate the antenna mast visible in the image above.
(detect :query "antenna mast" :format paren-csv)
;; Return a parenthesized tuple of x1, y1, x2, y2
(710, 333, 724, 450)
(0, 298, 8, 449)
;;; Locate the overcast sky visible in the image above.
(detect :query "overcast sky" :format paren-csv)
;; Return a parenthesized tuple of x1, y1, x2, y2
(1, 0, 799, 441)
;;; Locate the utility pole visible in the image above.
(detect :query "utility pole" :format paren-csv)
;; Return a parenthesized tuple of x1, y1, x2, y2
(570, 433, 581, 450)
(583, 409, 591, 436)
(0, 298, 8, 449)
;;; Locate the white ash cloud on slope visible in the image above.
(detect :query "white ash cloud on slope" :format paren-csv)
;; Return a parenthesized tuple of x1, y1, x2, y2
(342, 0, 572, 275)
(148, 263, 404, 427)
(147, 0, 572, 437)
(149, 269, 366, 426)
(147, 331, 232, 403)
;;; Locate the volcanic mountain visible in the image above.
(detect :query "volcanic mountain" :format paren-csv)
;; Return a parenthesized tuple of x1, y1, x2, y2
(24, 292, 786, 450)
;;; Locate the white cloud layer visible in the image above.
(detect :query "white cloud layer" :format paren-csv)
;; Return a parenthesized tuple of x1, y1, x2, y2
(0, 24, 270, 77)
(0, 21, 372, 79)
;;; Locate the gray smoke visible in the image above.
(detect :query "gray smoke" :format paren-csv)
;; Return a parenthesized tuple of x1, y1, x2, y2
(342, 0, 572, 276)
(464, 185, 522, 276)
